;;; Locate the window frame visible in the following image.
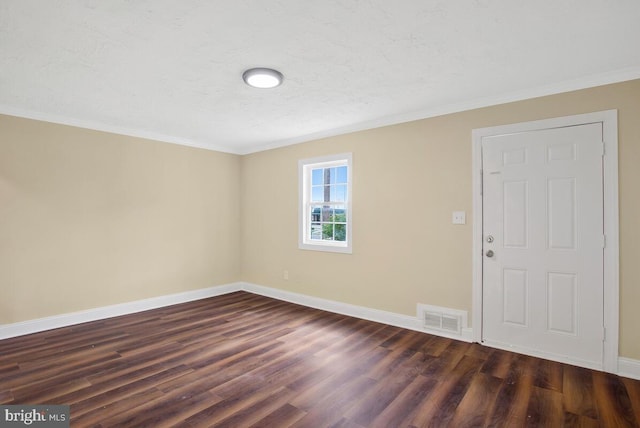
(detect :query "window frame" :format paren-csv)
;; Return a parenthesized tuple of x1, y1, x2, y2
(298, 153, 352, 254)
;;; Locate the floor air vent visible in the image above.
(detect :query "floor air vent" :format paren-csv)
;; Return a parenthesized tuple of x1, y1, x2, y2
(418, 304, 468, 336)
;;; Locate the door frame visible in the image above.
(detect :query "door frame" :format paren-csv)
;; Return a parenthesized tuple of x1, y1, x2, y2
(471, 110, 619, 373)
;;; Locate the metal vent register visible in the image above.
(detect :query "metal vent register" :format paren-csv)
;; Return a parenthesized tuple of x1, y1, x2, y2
(417, 303, 468, 336)
(423, 311, 461, 334)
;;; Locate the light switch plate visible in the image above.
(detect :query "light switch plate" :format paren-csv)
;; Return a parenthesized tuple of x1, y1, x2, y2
(452, 211, 466, 225)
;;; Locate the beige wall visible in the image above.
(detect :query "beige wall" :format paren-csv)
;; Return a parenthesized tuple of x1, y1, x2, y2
(2, 80, 638, 360)
(0, 115, 241, 323)
(241, 79, 640, 360)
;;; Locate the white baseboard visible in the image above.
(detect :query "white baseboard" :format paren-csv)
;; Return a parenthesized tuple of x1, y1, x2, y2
(0, 281, 476, 344)
(0, 282, 240, 340)
(240, 282, 473, 342)
(618, 357, 640, 380)
(4, 279, 638, 381)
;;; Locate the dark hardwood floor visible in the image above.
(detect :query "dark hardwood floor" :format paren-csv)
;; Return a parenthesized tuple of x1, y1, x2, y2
(1, 291, 639, 427)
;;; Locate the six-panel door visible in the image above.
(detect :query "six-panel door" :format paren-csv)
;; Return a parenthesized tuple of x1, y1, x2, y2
(482, 123, 604, 367)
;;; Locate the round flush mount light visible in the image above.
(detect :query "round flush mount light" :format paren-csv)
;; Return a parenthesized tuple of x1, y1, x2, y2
(242, 67, 284, 89)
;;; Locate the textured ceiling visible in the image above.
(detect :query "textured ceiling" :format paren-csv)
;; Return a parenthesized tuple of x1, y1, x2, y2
(1, 1, 640, 154)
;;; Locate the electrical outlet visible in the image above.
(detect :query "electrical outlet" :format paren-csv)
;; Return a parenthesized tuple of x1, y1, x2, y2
(283, 270, 289, 280)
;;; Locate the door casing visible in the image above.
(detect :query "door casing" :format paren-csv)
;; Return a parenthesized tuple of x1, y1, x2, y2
(471, 110, 619, 373)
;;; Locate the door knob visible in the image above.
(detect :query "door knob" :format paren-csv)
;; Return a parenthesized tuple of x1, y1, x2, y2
(486, 250, 494, 258)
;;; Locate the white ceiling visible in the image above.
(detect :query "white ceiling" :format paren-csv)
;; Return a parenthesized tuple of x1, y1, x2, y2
(1, 1, 639, 155)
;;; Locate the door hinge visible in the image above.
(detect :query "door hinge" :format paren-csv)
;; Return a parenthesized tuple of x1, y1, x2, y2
(602, 327, 606, 342)
(601, 141, 606, 156)
(480, 169, 483, 196)
(603, 234, 606, 249)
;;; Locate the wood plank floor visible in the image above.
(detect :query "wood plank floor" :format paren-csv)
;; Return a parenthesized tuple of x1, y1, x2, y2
(1, 291, 639, 427)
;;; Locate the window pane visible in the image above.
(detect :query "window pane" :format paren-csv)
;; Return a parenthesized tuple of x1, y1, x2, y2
(331, 184, 347, 202)
(336, 166, 347, 183)
(310, 223, 322, 240)
(311, 185, 323, 202)
(321, 206, 333, 221)
(331, 205, 347, 223)
(312, 168, 324, 185)
(324, 185, 331, 201)
(310, 207, 321, 222)
(335, 224, 346, 241)
(329, 167, 338, 184)
(323, 168, 331, 185)
(322, 223, 334, 240)
(333, 207, 347, 223)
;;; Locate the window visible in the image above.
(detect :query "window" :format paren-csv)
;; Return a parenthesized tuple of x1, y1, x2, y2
(299, 153, 352, 253)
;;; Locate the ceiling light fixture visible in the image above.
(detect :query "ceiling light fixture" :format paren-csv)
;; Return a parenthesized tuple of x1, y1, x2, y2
(242, 67, 284, 89)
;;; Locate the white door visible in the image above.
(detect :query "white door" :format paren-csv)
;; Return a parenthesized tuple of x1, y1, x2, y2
(482, 123, 604, 367)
